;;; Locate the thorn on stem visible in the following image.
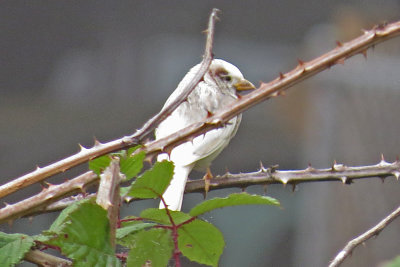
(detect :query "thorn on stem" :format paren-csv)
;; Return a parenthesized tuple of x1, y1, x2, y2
(361, 49, 368, 59)
(291, 183, 297, 192)
(259, 161, 267, 172)
(94, 137, 101, 146)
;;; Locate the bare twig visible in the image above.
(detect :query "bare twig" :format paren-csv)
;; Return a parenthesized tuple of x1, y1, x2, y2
(34, 194, 95, 214)
(184, 159, 400, 193)
(132, 8, 218, 142)
(329, 205, 400, 267)
(24, 249, 72, 267)
(9, 159, 398, 221)
(0, 8, 219, 199)
(0, 171, 98, 224)
(96, 158, 121, 249)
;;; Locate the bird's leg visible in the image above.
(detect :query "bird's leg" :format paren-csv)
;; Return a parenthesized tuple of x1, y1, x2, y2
(202, 167, 213, 198)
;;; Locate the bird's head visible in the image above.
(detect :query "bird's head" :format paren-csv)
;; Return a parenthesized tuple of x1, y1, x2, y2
(205, 59, 255, 94)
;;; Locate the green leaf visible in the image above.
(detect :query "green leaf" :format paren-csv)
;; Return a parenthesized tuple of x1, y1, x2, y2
(178, 219, 224, 267)
(126, 228, 173, 267)
(120, 151, 146, 180)
(42, 199, 120, 267)
(385, 255, 400, 267)
(119, 186, 130, 196)
(116, 220, 156, 240)
(89, 155, 111, 176)
(126, 161, 174, 199)
(0, 232, 34, 267)
(140, 208, 192, 225)
(189, 192, 280, 217)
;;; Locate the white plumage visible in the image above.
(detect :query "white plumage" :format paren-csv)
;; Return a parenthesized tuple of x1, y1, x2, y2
(156, 59, 254, 211)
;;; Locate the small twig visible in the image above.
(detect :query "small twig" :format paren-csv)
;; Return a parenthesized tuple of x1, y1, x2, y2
(24, 249, 72, 267)
(132, 8, 218, 142)
(329, 204, 400, 267)
(96, 158, 121, 249)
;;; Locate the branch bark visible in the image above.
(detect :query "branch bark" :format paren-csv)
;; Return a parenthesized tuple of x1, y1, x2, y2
(24, 249, 72, 267)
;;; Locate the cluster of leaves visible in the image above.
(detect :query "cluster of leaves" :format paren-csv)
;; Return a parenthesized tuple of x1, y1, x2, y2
(0, 148, 280, 267)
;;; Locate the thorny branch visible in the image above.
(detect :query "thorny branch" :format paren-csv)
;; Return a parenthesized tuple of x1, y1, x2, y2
(329, 205, 400, 267)
(138, 21, 400, 161)
(0, 19, 399, 200)
(3, 158, 399, 223)
(0, 171, 98, 223)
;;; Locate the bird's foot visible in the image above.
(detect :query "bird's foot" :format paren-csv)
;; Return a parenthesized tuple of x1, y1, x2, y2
(202, 167, 213, 198)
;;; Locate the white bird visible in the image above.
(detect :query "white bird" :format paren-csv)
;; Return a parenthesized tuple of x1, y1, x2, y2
(156, 59, 255, 211)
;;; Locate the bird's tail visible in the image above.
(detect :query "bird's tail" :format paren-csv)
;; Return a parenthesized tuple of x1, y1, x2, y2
(159, 165, 192, 211)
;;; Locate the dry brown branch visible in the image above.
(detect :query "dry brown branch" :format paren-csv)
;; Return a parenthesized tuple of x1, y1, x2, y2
(96, 158, 121, 249)
(0, 8, 219, 200)
(329, 204, 400, 267)
(24, 249, 72, 267)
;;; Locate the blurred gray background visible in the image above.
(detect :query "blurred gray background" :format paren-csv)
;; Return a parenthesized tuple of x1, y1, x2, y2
(1, 1, 400, 266)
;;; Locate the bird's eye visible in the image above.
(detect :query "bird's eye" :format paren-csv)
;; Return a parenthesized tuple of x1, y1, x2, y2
(223, 76, 232, 82)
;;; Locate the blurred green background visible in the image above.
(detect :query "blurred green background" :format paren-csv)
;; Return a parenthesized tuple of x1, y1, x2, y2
(1, 1, 400, 266)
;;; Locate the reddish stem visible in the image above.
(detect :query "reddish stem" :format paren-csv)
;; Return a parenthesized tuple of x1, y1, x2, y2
(159, 195, 181, 267)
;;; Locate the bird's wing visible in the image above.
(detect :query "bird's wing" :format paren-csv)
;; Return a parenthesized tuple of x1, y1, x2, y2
(165, 115, 241, 169)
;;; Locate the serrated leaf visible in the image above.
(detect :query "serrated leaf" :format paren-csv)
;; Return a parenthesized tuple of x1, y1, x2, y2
(126, 161, 174, 199)
(0, 232, 34, 267)
(140, 208, 192, 225)
(43, 199, 120, 267)
(189, 193, 280, 217)
(116, 221, 156, 240)
(89, 155, 111, 176)
(126, 228, 173, 267)
(385, 255, 400, 267)
(178, 219, 224, 267)
(120, 151, 146, 180)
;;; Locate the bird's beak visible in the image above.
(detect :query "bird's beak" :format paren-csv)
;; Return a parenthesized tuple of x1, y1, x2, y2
(234, 79, 256, 91)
